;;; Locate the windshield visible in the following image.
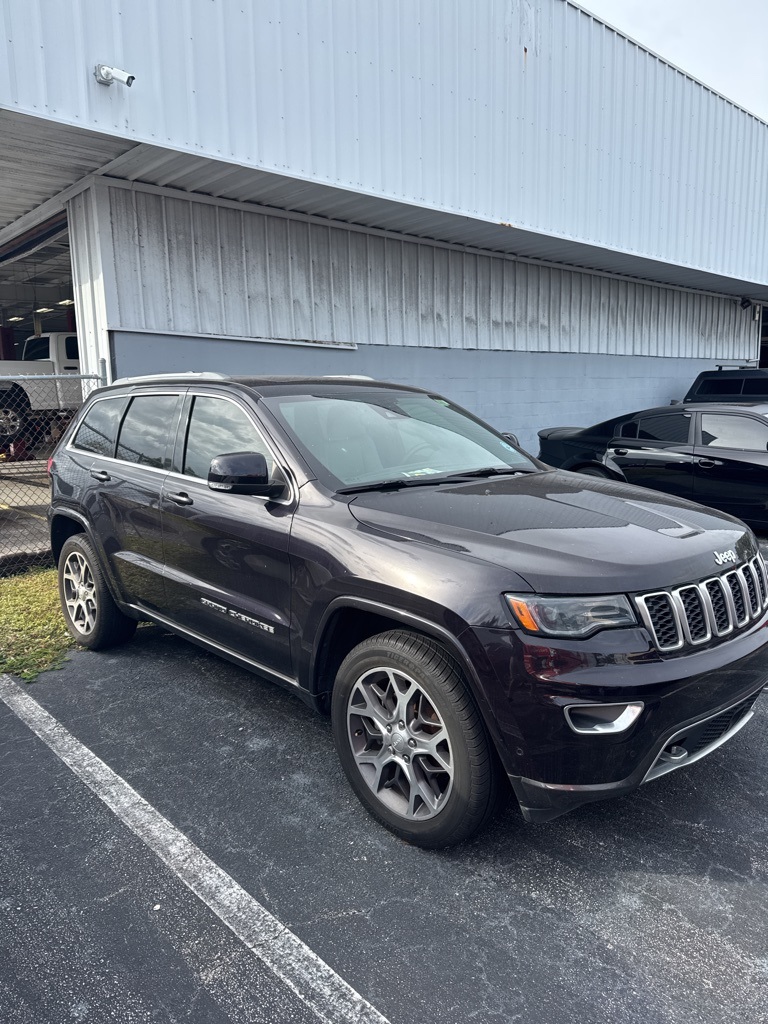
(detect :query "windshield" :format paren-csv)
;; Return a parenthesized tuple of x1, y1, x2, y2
(264, 390, 537, 489)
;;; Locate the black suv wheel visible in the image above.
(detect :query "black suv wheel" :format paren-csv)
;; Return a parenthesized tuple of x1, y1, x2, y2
(331, 630, 502, 848)
(58, 535, 138, 650)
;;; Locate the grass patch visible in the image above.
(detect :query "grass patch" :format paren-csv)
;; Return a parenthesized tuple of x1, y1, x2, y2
(0, 568, 74, 680)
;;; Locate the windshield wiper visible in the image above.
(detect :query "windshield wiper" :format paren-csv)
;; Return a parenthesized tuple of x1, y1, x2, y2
(337, 477, 445, 494)
(437, 466, 538, 482)
(337, 466, 538, 494)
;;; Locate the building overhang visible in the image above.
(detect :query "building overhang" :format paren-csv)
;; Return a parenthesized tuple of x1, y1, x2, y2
(2, 107, 767, 306)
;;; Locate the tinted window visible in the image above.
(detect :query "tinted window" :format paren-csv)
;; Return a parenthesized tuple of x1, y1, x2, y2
(65, 336, 79, 360)
(116, 394, 179, 468)
(636, 414, 690, 444)
(700, 414, 768, 451)
(23, 337, 49, 360)
(619, 421, 639, 439)
(183, 396, 274, 479)
(696, 379, 743, 396)
(72, 397, 128, 457)
(741, 378, 768, 396)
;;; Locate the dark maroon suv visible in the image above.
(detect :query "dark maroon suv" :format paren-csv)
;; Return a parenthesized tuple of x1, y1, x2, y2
(48, 374, 768, 847)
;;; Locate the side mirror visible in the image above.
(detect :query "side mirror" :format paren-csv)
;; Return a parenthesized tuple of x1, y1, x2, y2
(208, 452, 285, 498)
(502, 432, 520, 447)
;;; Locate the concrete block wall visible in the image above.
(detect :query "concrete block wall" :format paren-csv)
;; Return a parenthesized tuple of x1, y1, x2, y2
(112, 332, 715, 454)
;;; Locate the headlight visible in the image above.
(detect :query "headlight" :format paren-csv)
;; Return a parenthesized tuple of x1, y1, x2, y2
(505, 593, 637, 638)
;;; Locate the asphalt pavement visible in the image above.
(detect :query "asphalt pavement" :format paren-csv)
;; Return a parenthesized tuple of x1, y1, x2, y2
(1, 624, 768, 1024)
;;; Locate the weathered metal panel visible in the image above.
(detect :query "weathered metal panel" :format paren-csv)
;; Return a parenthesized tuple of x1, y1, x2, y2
(67, 188, 109, 377)
(104, 185, 757, 362)
(2, 0, 768, 288)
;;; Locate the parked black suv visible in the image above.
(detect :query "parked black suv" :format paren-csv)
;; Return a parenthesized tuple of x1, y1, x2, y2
(49, 374, 768, 847)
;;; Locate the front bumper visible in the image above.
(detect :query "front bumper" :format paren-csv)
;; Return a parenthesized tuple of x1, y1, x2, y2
(465, 614, 768, 822)
(511, 685, 762, 822)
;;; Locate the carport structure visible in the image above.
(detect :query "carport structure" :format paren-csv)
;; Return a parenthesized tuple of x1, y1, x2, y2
(2, 0, 768, 445)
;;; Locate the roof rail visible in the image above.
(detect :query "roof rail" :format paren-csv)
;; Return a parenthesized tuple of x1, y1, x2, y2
(112, 371, 231, 385)
(321, 374, 374, 380)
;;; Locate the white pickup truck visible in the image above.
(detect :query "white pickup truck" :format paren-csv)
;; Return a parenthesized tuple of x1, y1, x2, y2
(0, 333, 82, 442)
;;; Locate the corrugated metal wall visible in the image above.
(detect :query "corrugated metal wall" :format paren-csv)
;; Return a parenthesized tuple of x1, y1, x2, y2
(105, 183, 756, 361)
(2, 0, 767, 288)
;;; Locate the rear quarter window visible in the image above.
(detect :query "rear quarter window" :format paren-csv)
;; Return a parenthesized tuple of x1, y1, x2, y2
(71, 397, 128, 457)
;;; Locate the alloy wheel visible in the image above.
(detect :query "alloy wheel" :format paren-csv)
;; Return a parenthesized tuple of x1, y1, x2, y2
(62, 550, 98, 635)
(346, 666, 454, 820)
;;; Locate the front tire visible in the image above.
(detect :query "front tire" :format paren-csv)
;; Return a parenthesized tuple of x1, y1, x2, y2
(58, 535, 137, 650)
(331, 630, 502, 848)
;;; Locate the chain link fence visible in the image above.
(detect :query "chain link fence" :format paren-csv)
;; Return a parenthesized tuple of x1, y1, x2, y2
(0, 373, 101, 575)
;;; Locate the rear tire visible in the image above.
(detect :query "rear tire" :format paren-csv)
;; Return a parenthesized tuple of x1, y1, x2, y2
(576, 465, 610, 478)
(58, 535, 137, 650)
(331, 630, 503, 848)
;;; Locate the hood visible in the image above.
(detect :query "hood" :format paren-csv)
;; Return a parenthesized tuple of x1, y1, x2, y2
(348, 470, 754, 594)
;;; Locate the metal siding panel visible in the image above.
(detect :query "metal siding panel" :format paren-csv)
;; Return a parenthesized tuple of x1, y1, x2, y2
(134, 191, 172, 332)
(265, 216, 293, 340)
(163, 195, 199, 334)
(109, 187, 145, 330)
(105, 186, 757, 362)
(243, 212, 271, 338)
(190, 202, 224, 334)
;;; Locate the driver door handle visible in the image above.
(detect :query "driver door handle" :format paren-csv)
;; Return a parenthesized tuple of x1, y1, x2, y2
(167, 491, 194, 506)
(696, 459, 716, 469)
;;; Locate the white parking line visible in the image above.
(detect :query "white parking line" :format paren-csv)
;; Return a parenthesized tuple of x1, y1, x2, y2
(0, 674, 392, 1024)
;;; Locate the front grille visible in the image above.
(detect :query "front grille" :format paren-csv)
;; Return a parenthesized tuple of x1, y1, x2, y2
(636, 554, 768, 653)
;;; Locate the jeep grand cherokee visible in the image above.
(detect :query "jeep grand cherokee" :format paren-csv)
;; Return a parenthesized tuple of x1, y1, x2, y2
(48, 374, 768, 847)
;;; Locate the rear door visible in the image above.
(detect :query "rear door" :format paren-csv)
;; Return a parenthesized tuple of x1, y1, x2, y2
(65, 389, 183, 610)
(159, 390, 295, 681)
(606, 410, 695, 499)
(693, 411, 768, 526)
(99, 391, 183, 610)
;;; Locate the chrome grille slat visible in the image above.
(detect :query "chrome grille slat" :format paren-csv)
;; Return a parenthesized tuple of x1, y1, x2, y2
(636, 554, 768, 652)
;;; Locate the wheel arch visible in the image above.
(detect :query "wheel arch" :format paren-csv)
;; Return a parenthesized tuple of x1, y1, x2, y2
(50, 510, 88, 564)
(0, 383, 32, 411)
(50, 511, 127, 612)
(309, 598, 490, 713)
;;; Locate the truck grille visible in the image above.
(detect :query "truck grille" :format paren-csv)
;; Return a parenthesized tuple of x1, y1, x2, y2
(635, 555, 768, 652)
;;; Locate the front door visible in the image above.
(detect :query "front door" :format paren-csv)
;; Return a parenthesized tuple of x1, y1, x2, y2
(160, 392, 295, 681)
(693, 411, 768, 526)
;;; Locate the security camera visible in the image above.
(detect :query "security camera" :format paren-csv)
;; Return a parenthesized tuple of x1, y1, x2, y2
(94, 64, 135, 87)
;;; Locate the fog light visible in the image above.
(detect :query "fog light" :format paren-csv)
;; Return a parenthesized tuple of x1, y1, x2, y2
(564, 702, 644, 735)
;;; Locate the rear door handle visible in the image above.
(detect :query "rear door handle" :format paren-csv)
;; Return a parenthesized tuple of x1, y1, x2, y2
(167, 491, 194, 506)
(89, 469, 111, 482)
(696, 459, 716, 469)
(611, 448, 628, 456)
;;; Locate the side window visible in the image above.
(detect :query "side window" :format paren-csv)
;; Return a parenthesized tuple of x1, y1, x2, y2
(72, 397, 128, 457)
(65, 336, 79, 360)
(183, 396, 275, 479)
(636, 414, 690, 444)
(23, 337, 49, 360)
(697, 378, 743, 397)
(700, 414, 768, 451)
(618, 421, 638, 439)
(116, 394, 179, 468)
